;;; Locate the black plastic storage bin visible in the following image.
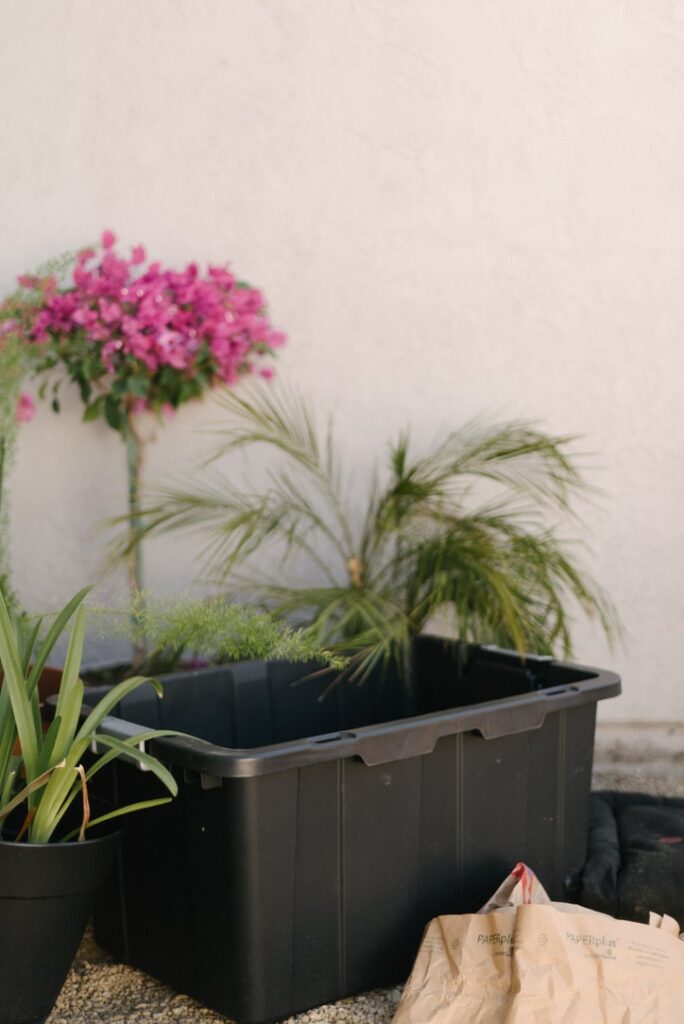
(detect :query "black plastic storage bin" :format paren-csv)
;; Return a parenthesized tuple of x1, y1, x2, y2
(84, 636, 619, 1024)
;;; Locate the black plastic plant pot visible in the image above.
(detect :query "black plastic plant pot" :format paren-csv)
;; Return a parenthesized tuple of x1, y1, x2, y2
(0, 827, 120, 1024)
(81, 635, 620, 1024)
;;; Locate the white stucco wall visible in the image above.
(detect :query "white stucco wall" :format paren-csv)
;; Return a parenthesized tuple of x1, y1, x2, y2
(1, 0, 683, 722)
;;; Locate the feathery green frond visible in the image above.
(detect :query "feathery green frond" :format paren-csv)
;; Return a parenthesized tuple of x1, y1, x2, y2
(91, 593, 348, 674)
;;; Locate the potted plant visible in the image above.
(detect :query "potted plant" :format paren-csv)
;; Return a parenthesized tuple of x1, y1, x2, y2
(0, 586, 179, 1024)
(6, 231, 285, 662)
(131, 385, 618, 672)
(79, 387, 621, 1024)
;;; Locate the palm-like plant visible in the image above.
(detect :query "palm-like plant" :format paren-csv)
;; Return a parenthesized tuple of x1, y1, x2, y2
(129, 387, 618, 679)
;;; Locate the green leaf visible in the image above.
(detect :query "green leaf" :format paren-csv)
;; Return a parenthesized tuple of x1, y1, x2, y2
(104, 395, 123, 432)
(50, 678, 84, 765)
(18, 616, 42, 675)
(84, 728, 185, 782)
(0, 590, 40, 782)
(29, 750, 89, 842)
(0, 764, 16, 810)
(89, 733, 178, 797)
(53, 605, 86, 721)
(76, 675, 163, 741)
(38, 713, 63, 773)
(60, 798, 173, 843)
(0, 761, 66, 822)
(27, 587, 90, 697)
(127, 377, 149, 398)
(83, 397, 105, 422)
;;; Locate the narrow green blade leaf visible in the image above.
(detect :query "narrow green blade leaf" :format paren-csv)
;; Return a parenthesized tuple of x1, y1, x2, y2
(76, 676, 162, 741)
(0, 590, 39, 781)
(27, 587, 90, 697)
(0, 761, 66, 822)
(60, 798, 173, 843)
(38, 713, 63, 773)
(29, 741, 90, 843)
(50, 680, 84, 764)
(90, 733, 178, 797)
(20, 617, 43, 676)
(54, 605, 86, 724)
(0, 764, 17, 811)
(84, 728, 185, 782)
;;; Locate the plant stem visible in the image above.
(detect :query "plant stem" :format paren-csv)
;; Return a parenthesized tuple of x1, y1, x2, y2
(125, 414, 146, 665)
(0, 437, 6, 522)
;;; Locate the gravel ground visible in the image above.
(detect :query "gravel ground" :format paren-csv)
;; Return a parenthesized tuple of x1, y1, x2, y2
(47, 766, 682, 1024)
(49, 950, 402, 1024)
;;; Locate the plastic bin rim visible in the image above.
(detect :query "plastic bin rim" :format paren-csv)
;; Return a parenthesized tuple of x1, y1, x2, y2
(78, 656, 621, 778)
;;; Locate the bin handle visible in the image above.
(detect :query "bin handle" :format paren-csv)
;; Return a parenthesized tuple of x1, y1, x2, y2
(347, 689, 584, 765)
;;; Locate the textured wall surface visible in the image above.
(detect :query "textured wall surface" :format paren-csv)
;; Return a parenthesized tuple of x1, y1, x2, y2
(1, 0, 683, 720)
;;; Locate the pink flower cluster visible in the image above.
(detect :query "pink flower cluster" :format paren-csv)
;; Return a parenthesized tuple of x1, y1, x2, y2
(15, 393, 35, 424)
(19, 231, 285, 417)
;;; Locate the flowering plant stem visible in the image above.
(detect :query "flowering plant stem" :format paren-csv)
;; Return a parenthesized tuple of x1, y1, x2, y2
(125, 415, 147, 666)
(0, 333, 30, 611)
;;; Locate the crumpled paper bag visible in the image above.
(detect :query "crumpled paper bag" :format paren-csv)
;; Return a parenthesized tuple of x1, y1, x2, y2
(392, 863, 684, 1024)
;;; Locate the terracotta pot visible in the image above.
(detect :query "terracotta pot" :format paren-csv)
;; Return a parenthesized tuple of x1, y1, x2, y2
(0, 665, 63, 703)
(35, 665, 63, 701)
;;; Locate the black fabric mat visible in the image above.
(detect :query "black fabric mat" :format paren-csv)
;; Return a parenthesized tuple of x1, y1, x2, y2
(580, 791, 684, 922)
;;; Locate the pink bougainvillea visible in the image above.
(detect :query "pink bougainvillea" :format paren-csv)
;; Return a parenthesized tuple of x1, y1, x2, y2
(15, 393, 35, 424)
(3, 231, 288, 630)
(15, 230, 285, 432)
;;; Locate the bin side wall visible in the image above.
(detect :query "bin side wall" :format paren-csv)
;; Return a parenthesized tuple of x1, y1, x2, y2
(93, 703, 597, 1023)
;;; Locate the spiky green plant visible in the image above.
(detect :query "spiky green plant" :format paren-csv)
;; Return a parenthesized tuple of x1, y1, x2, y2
(0, 586, 179, 844)
(125, 387, 618, 679)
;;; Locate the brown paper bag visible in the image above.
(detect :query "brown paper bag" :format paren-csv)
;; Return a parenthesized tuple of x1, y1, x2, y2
(393, 863, 684, 1024)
